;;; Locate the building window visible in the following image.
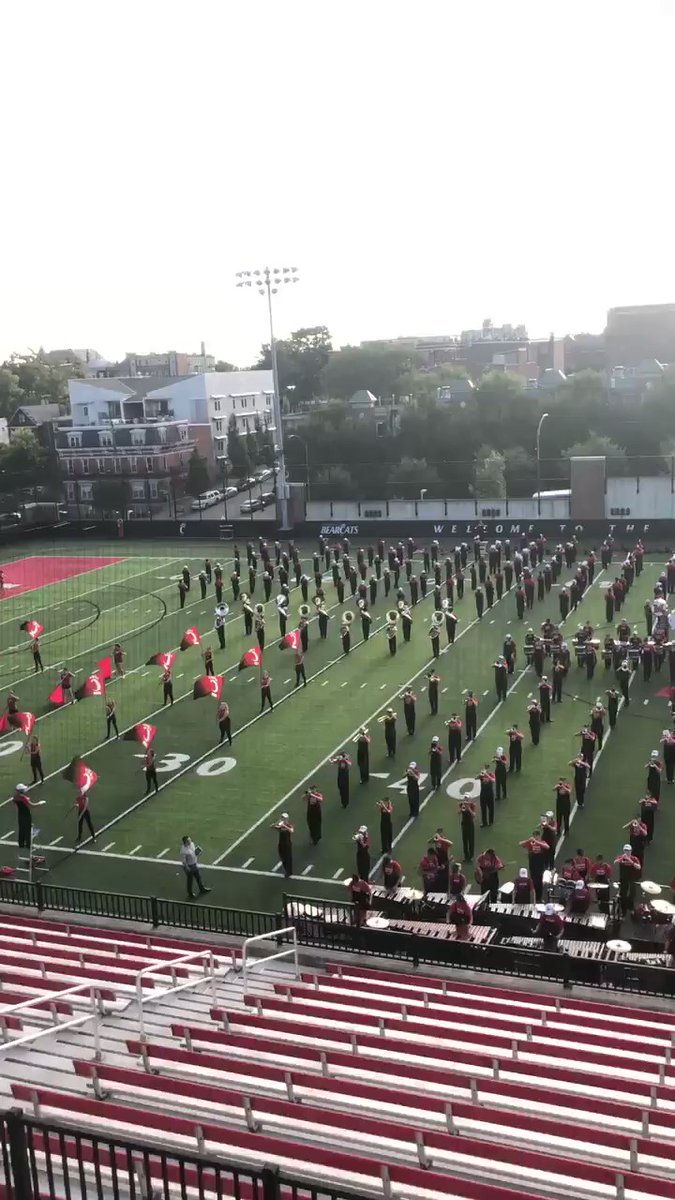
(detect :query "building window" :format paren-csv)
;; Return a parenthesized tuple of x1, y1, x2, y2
(130, 457, 138, 473)
(214, 399, 221, 413)
(114, 458, 121, 474)
(149, 480, 158, 498)
(79, 483, 93, 501)
(65, 482, 75, 500)
(68, 435, 81, 449)
(82, 459, 89, 474)
(131, 482, 146, 500)
(96, 459, 105, 473)
(146, 457, 153, 473)
(216, 419, 222, 433)
(240, 397, 248, 408)
(66, 460, 74, 476)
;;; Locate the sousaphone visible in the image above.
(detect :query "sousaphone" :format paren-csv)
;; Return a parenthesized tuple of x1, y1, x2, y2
(214, 602, 229, 618)
(254, 602, 265, 616)
(432, 611, 444, 626)
(386, 610, 399, 624)
(276, 593, 289, 611)
(299, 603, 311, 618)
(343, 610, 354, 624)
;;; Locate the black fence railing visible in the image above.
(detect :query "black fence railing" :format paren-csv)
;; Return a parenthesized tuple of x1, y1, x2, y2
(1, 1107, 364, 1200)
(1, 879, 674, 998)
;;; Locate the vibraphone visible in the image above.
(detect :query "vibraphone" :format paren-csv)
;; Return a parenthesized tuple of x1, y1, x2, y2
(502, 936, 663, 962)
(368, 886, 486, 920)
(478, 901, 607, 941)
(383, 916, 496, 944)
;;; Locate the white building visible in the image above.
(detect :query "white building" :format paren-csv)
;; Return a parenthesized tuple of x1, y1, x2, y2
(68, 370, 274, 466)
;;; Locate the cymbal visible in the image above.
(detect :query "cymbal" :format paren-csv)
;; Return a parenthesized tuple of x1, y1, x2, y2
(366, 916, 390, 929)
(607, 939, 632, 953)
(641, 881, 662, 896)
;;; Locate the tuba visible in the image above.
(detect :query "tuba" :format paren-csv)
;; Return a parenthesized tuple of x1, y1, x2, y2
(215, 602, 229, 618)
(276, 593, 289, 611)
(387, 610, 399, 624)
(299, 603, 311, 618)
(343, 610, 354, 624)
(432, 611, 444, 626)
(254, 602, 265, 616)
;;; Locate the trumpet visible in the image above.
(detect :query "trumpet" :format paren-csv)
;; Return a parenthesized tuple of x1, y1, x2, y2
(299, 603, 311, 618)
(342, 610, 354, 624)
(254, 602, 265, 616)
(432, 611, 444, 626)
(386, 610, 399, 624)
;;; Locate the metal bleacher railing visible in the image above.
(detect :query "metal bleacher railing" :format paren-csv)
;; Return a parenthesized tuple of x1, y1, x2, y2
(0, 1107, 362, 1200)
(1, 878, 674, 999)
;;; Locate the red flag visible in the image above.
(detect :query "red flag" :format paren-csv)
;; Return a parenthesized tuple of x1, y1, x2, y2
(239, 647, 262, 671)
(0, 714, 10, 733)
(180, 627, 201, 651)
(62, 757, 98, 792)
(280, 629, 301, 651)
(193, 675, 223, 700)
(20, 620, 44, 640)
(9, 712, 35, 736)
(48, 684, 67, 707)
(146, 651, 177, 670)
(97, 656, 113, 682)
(123, 722, 157, 749)
(75, 672, 105, 700)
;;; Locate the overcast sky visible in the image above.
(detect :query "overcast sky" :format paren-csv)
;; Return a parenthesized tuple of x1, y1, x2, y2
(2, 0, 672, 367)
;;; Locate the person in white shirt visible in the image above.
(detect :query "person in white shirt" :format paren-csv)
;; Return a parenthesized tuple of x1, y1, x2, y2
(180, 836, 210, 899)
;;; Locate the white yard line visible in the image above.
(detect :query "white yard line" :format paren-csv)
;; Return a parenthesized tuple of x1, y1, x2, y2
(101, 842, 116, 852)
(156, 847, 171, 858)
(242, 857, 255, 869)
(128, 845, 142, 855)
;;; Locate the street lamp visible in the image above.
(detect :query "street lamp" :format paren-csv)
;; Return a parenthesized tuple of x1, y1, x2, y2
(287, 433, 310, 501)
(535, 411, 550, 518)
(236, 266, 299, 529)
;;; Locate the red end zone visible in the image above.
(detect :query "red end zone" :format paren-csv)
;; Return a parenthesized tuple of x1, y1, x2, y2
(0, 555, 125, 600)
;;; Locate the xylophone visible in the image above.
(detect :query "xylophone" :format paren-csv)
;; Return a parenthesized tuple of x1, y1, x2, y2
(479, 901, 607, 941)
(386, 917, 496, 944)
(501, 936, 665, 963)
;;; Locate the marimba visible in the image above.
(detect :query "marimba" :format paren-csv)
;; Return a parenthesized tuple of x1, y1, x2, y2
(479, 901, 607, 940)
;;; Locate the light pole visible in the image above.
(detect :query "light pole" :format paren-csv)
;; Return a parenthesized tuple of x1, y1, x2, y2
(287, 433, 310, 501)
(535, 411, 550, 518)
(236, 266, 299, 529)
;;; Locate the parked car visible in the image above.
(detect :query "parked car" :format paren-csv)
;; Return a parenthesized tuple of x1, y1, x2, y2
(190, 489, 220, 511)
(240, 497, 263, 514)
(223, 486, 238, 499)
(254, 468, 274, 482)
(237, 477, 257, 492)
(260, 491, 276, 507)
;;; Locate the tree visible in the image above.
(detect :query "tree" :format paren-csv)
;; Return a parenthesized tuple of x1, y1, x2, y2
(503, 445, 537, 496)
(185, 449, 211, 497)
(227, 413, 251, 478)
(7, 353, 73, 407)
(256, 326, 332, 407)
(312, 466, 357, 501)
(0, 367, 23, 419)
(214, 360, 238, 372)
(388, 457, 441, 499)
(321, 343, 420, 401)
(92, 478, 132, 514)
(561, 432, 627, 472)
(472, 446, 507, 498)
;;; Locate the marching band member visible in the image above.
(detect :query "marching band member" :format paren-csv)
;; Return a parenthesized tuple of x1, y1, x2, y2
(661, 727, 675, 783)
(616, 657, 631, 704)
(381, 708, 397, 758)
(253, 614, 264, 652)
(161, 664, 174, 707)
(402, 688, 416, 735)
(590, 697, 606, 749)
(294, 647, 307, 688)
(478, 763, 496, 828)
(378, 796, 393, 852)
(448, 892, 473, 940)
(406, 760, 421, 818)
(527, 699, 542, 746)
(553, 778, 572, 836)
(458, 798, 476, 860)
(429, 736, 443, 789)
(354, 727, 371, 783)
(217, 699, 232, 745)
(447, 857, 465, 897)
(230, 570, 240, 602)
(353, 825, 371, 880)
(444, 605, 458, 645)
(341, 615, 351, 655)
(536, 903, 564, 950)
(446, 712, 463, 763)
(272, 813, 294, 877)
(519, 829, 549, 902)
(513, 866, 534, 904)
(382, 854, 402, 889)
(538, 675, 552, 723)
(493, 656, 508, 702)
(360, 605, 372, 641)
(506, 723, 524, 772)
(348, 873, 372, 927)
(330, 750, 351, 808)
(105, 696, 119, 740)
(624, 815, 649, 866)
(298, 613, 309, 653)
(572, 848, 592, 879)
(428, 619, 440, 658)
(465, 690, 479, 741)
(203, 645, 215, 676)
(493, 745, 508, 800)
(568, 753, 590, 809)
(304, 785, 323, 845)
(400, 605, 413, 642)
(59, 667, 76, 705)
(419, 847, 438, 895)
(540, 811, 558, 868)
(242, 595, 254, 637)
(476, 847, 504, 902)
(614, 843, 641, 916)
(386, 616, 397, 656)
(502, 634, 516, 674)
(215, 607, 227, 650)
(143, 746, 159, 796)
(260, 669, 273, 712)
(577, 725, 597, 774)
(28, 733, 44, 783)
(427, 668, 440, 715)
(646, 750, 663, 799)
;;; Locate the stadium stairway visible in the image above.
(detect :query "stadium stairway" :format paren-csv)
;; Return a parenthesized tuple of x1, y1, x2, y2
(2, 915, 675, 1200)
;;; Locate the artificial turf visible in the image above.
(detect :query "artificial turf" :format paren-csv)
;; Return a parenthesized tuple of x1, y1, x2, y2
(0, 537, 671, 908)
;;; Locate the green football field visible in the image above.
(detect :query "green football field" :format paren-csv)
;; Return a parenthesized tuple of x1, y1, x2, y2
(0, 537, 672, 910)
